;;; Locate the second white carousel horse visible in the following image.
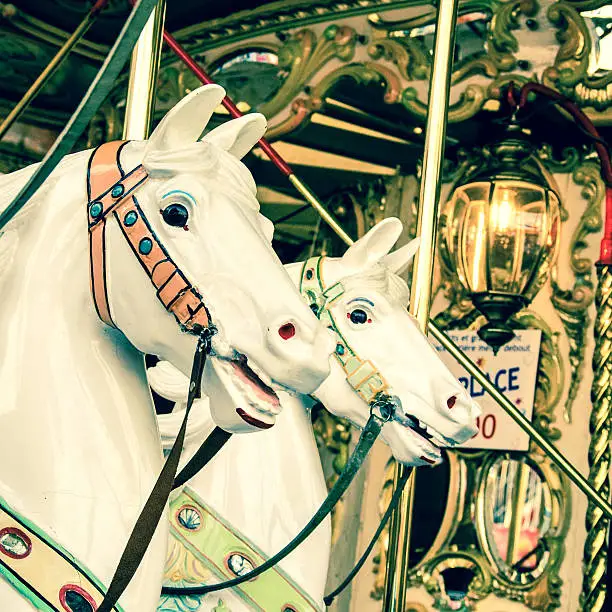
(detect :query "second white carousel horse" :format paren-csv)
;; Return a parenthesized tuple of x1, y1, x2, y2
(0, 85, 337, 611)
(153, 218, 481, 611)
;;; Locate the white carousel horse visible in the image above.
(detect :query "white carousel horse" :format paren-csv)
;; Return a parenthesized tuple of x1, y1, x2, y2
(0, 85, 337, 611)
(153, 218, 481, 612)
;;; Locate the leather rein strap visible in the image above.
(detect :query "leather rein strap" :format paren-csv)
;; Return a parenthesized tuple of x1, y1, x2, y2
(161, 395, 396, 597)
(87, 140, 211, 333)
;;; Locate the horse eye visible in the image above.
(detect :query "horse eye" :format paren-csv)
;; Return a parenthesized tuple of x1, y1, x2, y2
(349, 308, 368, 324)
(161, 203, 189, 228)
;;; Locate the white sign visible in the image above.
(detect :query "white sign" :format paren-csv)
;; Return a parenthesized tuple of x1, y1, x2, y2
(431, 329, 542, 451)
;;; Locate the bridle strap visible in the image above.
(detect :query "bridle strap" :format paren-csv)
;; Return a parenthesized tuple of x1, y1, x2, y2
(87, 141, 211, 334)
(161, 399, 393, 597)
(87, 140, 127, 326)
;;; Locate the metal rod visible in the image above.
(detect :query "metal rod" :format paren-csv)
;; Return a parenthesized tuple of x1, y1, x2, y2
(122, 0, 166, 139)
(429, 322, 612, 519)
(0, 1, 108, 142)
(384, 0, 459, 608)
(162, 30, 354, 246)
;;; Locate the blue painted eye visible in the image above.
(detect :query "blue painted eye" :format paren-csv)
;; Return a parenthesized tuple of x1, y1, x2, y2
(161, 203, 189, 228)
(349, 309, 368, 324)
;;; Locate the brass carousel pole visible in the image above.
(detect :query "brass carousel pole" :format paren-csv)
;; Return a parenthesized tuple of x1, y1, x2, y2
(122, 0, 166, 139)
(583, 249, 612, 612)
(0, 0, 109, 142)
(383, 0, 459, 609)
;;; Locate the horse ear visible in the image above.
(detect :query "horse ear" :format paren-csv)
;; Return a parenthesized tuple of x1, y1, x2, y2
(202, 114, 267, 160)
(383, 237, 420, 275)
(341, 217, 403, 269)
(144, 85, 226, 154)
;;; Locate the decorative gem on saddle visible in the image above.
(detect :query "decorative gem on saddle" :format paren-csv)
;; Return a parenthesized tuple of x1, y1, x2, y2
(0, 527, 31, 559)
(59, 584, 97, 612)
(177, 506, 202, 531)
(225, 553, 255, 577)
(111, 184, 125, 198)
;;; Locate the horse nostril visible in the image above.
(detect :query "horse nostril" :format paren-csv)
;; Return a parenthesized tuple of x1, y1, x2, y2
(278, 323, 296, 340)
(447, 395, 456, 409)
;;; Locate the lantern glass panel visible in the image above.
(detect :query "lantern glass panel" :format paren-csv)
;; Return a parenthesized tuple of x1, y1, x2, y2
(445, 182, 491, 292)
(445, 179, 558, 299)
(488, 180, 547, 295)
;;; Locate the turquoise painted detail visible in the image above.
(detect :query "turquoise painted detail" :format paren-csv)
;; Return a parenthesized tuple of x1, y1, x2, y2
(158, 582, 204, 612)
(138, 238, 153, 255)
(124, 211, 138, 226)
(89, 202, 103, 218)
(162, 190, 197, 206)
(0, 563, 51, 611)
(111, 184, 124, 198)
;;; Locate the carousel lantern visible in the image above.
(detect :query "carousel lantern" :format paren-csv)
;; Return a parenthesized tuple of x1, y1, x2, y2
(441, 124, 561, 352)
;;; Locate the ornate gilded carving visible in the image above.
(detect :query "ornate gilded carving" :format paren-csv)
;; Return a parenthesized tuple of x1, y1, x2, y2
(173, 0, 436, 54)
(514, 311, 564, 441)
(268, 61, 397, 140)
(264, 26, 357, 120)
(550, 160, 603, 422)
(544, 2, 592, 89)
(367, 35, 430, 82)
(542, 0, 612, 110)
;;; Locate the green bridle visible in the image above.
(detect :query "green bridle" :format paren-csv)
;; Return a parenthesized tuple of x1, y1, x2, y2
(299, 256, 389, 404)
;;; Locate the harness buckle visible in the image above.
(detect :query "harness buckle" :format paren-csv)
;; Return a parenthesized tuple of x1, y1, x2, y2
(369, 392, 398, 422)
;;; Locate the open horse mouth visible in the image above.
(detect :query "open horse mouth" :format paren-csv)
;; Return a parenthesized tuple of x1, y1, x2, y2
(400, 413, 451, 464)
(212, 353, 281, 430)
(230, 354, 280, 408)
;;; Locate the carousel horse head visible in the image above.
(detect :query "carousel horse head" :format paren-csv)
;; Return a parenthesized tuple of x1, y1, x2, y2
(88, 84, 335, 426)
(304, 218, 481, 466)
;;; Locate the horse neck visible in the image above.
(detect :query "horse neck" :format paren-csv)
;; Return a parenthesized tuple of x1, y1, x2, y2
(0, 151, 153, 506)
(174, 390, 330, 601)
(185, 392, 326, 523)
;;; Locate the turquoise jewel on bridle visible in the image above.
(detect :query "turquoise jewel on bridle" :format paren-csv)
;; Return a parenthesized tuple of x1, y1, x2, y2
(299, 256, 389, 404)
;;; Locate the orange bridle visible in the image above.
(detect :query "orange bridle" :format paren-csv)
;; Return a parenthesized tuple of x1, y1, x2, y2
(86, 141, 211, 334)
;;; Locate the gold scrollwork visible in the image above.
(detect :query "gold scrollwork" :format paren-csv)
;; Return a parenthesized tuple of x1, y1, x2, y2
(267, 60, 397, 140)
(263, 26, 358, 120)
(544, 0, 612, 111)
(514, 311, 564, 441)
(544, 1, 592, 90)
(550, 160, 603, 422)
